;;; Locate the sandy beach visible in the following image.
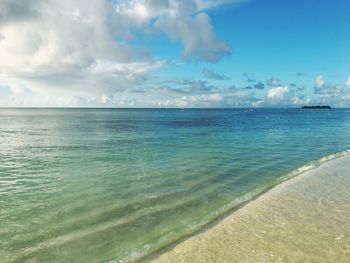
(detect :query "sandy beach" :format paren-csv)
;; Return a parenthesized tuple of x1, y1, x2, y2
(150, 155, 350, 263)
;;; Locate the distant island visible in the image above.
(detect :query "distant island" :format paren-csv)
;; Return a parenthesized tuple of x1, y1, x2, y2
(302, 105, 332, 109)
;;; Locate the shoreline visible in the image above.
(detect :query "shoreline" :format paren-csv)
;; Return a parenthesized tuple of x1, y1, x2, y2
(142, 151, 350, 263)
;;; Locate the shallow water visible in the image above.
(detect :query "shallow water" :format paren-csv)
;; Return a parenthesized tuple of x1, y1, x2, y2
(1, 108, 350, 262)
(151, 155, 350, 263)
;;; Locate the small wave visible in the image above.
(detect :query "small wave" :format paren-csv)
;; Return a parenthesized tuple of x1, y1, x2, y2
(277, 149, 350, 183)
(128, 149, 350, 263)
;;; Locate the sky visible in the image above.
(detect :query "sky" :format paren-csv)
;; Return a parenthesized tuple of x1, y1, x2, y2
(0, 0, 349, 108)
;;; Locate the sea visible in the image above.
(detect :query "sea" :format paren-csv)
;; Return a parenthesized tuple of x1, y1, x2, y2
(1, 108, 350, 263)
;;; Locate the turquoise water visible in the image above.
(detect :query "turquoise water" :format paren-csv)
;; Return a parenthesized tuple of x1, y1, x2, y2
(1, 108, 350, 263)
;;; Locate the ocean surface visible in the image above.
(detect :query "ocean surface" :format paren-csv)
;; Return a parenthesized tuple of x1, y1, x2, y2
(1, 108, 350, 263)
(151, 155, 350, 263)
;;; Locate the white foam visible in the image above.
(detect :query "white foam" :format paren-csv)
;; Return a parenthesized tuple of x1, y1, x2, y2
(112, 150, 350, 263)
(278, 149, 350, 183)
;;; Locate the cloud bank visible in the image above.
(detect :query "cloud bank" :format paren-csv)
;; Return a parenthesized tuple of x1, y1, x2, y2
(0, 0, 236, 106)
(0, 0, 349, 107)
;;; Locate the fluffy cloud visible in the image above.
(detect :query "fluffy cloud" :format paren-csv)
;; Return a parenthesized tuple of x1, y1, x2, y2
(308, 75, 350, 107)
(267, 86, 290, 100)
(150, 85, 256, 108)
(194, 0, 245, 10)
(1, 1, 347, 108)
(266, 77, 281, 87)
(0, 0, 45, 24)
(155, 12, 230, 62)
(112, 0, 232, 62)
(152, 79, 215, 95)
(346, 77, 350, 88)
(313, 75, 343, 95)
(244, 75, 350, 108)
(202, 68, 230, 80)
(0, 0, 235, 106)
(245, 82, 265, 90)
(0, 0, 232, 71)
(314, 83, 342, 95)
(0, 1, 137, 72)
(315, 75, 325, 88)
(264, 84, 311, 107)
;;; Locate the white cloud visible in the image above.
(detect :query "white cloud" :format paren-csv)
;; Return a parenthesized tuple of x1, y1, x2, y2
(313, 75, 344, 96)
(346, 77, 350, 88)
(202, 68, 230, 80)
(145, 83, 258, 108)
(155, 12, 231, 62)
(194, 0, 246, 10)
(266, 77, 281, 87)
(114, 0, 231, 62)
(0, 0, 235, 106)
(87, 60, 173, 81)
(263, 84, 312, 107)
(315, 75, 325, 88)
(0, 0, 45, 24)
(267, 86, 290, 100)
(0, 1, 136, 72)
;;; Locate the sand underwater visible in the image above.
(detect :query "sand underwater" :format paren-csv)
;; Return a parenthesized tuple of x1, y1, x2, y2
(150, 154, 350, 263)
(1, 108, 350, 263)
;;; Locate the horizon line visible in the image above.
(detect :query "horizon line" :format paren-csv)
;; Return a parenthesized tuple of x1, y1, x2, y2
(0, 106, 344, 110)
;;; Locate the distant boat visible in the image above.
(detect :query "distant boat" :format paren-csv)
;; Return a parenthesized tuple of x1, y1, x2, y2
(244, 108, 253, 112)
(302, 105, 331, 109)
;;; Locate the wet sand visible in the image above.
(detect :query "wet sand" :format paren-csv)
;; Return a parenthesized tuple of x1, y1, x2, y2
(150, 155, 350, 263)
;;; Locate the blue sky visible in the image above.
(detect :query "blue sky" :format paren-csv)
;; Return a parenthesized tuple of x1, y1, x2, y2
(0, 0, 349, 107)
